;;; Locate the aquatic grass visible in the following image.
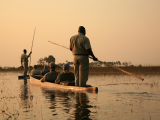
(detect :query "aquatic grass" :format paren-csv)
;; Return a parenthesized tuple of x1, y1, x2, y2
(41, 105, 43, 120)
(149, 113, 151, 120)
(0, 66, 160, 75)
(0, 70, 160, 119)
(88, 66, 160, 75)
(0, 75, 33, 120)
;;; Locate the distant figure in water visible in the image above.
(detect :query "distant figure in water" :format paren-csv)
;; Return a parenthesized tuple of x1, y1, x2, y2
(31, 65, 41, 75)
(21, 49, 32, 76)
(41, 62, 60, 83)
(70, 26, 98, 87)
(41, 65, 50, 76)
(55, 63, 75, 84)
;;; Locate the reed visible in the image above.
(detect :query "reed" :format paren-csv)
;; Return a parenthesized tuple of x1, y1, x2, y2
(0, 66, 160, 75)
(149, 113, 151, 120)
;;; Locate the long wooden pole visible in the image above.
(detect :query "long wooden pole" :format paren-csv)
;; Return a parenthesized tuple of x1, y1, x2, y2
(48, 41, 70, 50)
(31, 27, 36, 52)
(28, 27, 36, 74)
(93, 58, 144, 81)
(48, 41, 144, 81)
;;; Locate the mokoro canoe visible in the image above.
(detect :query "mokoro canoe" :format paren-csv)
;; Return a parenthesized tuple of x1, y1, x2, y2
(30, 75, 98, 93)
(18, 75, 30, 79)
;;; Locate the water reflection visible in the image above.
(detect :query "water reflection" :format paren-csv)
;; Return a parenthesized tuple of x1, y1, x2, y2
(74, 92, 92, 120)
(20, 79, 28, 101)
(1, 72, 159, 120)
(19, 79, 33, 113)
(42, 88, 94, 119)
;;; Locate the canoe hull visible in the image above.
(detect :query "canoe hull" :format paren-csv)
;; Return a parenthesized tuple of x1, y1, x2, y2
(30, 75, 98, 93)
(18, 75, 30, 79)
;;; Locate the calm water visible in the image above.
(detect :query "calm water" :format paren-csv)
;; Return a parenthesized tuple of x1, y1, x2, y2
(0, 71, 160, 120)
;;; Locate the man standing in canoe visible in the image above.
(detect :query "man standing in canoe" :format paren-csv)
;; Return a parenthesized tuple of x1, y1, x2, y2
(70, 26, 98, 87)
(21, 49, 32, 76)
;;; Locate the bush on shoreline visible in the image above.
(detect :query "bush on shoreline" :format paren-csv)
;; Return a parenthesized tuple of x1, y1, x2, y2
(0, 66, 160, 74)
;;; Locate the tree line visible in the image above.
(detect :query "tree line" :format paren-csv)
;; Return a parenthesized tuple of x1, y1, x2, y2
(0, 55, 141, 69)
(37, 56, 136, 68)
(37, 55, 55, 66)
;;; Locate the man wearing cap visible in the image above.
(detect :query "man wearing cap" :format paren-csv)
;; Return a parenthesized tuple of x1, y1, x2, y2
(55, 63, 75, 84)
(40, 62, 60, 83)
(41, 65, 50, 76)
(21, 49, 32, 76)
(31, 65, 41, 75)
(70, 26, 98, 87)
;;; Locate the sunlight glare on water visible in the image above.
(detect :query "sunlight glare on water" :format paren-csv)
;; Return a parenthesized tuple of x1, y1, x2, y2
(0, 71, 160, 120)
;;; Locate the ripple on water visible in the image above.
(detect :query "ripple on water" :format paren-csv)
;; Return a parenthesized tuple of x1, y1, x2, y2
(0, 72, 160, 120)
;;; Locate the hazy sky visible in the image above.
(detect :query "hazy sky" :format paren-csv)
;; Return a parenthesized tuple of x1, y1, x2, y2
(0, 0, 160, 67)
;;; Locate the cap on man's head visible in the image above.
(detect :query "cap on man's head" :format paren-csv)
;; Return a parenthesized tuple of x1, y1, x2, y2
(63, 63, 70, 70)
(44, 65, 48, 69)
(34, 65, 37, 68)
(50, 62, 56, 68)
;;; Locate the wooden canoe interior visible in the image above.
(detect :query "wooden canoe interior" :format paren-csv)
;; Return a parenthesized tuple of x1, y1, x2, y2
(30, 75, 98, 93)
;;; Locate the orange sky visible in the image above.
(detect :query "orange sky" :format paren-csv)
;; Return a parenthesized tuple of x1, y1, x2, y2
(0, 0, 160, 67)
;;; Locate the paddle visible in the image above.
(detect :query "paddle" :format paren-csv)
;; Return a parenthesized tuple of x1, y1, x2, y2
(90, 57, 144, 81)
(28, 27, 36, 75)
(48, 41, 144, 81)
